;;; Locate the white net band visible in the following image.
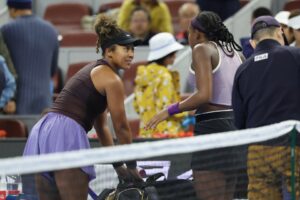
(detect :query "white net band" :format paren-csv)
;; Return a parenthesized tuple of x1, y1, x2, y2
(0, 120, 299, 176)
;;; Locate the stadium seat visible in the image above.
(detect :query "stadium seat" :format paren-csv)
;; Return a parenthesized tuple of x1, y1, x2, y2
(44, 3, 91, 31)
(240, 0, 249, 8)
(284, 1, 300, 11)
(66, 61, 91, 83)
(98, 1, 122, 13)
(122, 61, 147, 96)
(0, 119, 28, 137)
(60, 31, 97, 47)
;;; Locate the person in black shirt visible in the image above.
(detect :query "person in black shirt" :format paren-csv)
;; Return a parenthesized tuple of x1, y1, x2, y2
(232, 16, 300, 200)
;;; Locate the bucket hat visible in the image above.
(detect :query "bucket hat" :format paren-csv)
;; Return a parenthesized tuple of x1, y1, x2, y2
(147, 32, 184, 61)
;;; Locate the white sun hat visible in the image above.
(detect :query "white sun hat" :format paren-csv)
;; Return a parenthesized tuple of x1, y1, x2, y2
(147, 32, 184, 61)
(275, 11, 290, 26)
(288, 15, 300, 30)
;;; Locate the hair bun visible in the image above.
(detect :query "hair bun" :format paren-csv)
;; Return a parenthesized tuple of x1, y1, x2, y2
(94, 14, 121, 53)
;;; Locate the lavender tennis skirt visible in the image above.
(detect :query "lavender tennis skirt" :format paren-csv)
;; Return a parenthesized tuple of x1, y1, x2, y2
(23, 112, 96, 181)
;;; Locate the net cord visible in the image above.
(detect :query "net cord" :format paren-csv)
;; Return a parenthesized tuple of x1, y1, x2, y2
(0, 120, 299, 176)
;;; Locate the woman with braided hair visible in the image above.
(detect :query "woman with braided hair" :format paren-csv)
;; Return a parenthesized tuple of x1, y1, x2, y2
(146, 11, 245, 199)
(23, 15, 143, 200)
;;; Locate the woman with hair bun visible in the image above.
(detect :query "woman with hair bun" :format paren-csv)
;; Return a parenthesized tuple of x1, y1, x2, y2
(146, 11, 245, 199)
(23, 15, 142, 200)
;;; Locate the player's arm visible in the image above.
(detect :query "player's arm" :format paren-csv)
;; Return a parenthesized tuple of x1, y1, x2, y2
(91, 66, 132, 145)
(178, 44, 213, 111)
(93, 110, 114, 146)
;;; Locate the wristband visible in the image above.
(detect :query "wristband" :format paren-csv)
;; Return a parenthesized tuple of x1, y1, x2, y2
(167, 103, 180, 116)
(125, 160, 137, 169)
(112, 162, 124, 168)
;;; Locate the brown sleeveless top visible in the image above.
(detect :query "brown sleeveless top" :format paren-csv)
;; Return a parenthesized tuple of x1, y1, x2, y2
(50, 59, 108, 132)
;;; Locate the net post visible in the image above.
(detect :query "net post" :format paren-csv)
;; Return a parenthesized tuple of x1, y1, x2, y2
(290, 126, 297, 200)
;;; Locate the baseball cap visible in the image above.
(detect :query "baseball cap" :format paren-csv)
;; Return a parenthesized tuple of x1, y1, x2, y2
(101, 30, 141, 51)
(7, 0, 32, 9)
(251, 16, 281, 39)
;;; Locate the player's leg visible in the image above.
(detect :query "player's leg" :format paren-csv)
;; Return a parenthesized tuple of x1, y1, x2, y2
(35, 174, 61, 200)
(54, 168, 89, 200)
(193, 170, 226, 200)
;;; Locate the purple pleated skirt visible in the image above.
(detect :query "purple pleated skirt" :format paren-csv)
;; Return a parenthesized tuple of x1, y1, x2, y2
(23, 112, 96, 181)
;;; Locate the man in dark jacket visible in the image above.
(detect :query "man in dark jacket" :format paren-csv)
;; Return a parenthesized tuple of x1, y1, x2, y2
(232, 16, 300, 200)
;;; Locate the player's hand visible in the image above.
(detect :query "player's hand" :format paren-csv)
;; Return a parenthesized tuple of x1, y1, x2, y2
(114, 165, 130, 180)
(127, 168, 144, 183)
(114, 165, 143, 183)
(4, 100, 16, 114)
(144, 109, 169, 130)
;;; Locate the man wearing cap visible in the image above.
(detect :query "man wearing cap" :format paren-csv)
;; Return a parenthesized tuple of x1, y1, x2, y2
(232, 16, 300, 199)
(1, 0, 59, 114)
(240, 7, 273, 58)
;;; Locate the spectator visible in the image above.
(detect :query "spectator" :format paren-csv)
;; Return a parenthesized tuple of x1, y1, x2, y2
(146, 11, 244, 200)
(0, 56, 16, 114)
(241, 7, 273, 58)
(176, 2, 200, 45)
(118, 0, 173, 34)
(232, 16, 300, 199)
(133, 32, 187, 138)
(275, 11, 294, 45)
(0, 64, 5, 97)
(128, 6, 155, 45)
(288, 10, 300, 48)
(1, 0, 59, 114)
(196, 0, 240, 21)
(23, 15, 142, 199)
(0, 32, 17, 79)
(0, 32, 17, 114)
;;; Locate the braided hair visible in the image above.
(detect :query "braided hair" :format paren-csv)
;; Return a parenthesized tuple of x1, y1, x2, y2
(194, 11, 242, 56)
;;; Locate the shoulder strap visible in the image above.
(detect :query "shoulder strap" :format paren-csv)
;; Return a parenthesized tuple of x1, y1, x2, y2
(146, 172, 166, 184)
(89, 187, 115, 200)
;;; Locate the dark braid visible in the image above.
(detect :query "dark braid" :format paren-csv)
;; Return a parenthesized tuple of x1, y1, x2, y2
(196, 11, 242, 56)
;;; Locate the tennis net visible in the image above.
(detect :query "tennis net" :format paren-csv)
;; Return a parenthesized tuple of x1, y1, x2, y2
(0, 120, 299, 200)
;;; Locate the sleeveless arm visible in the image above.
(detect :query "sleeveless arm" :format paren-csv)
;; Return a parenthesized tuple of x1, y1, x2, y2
(91, 66, 132, 145)
(94, 110, 115, 146)
(178, 44, 213, 111)
(145, 44, 213, 130)
(105, 77, 132, 144)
